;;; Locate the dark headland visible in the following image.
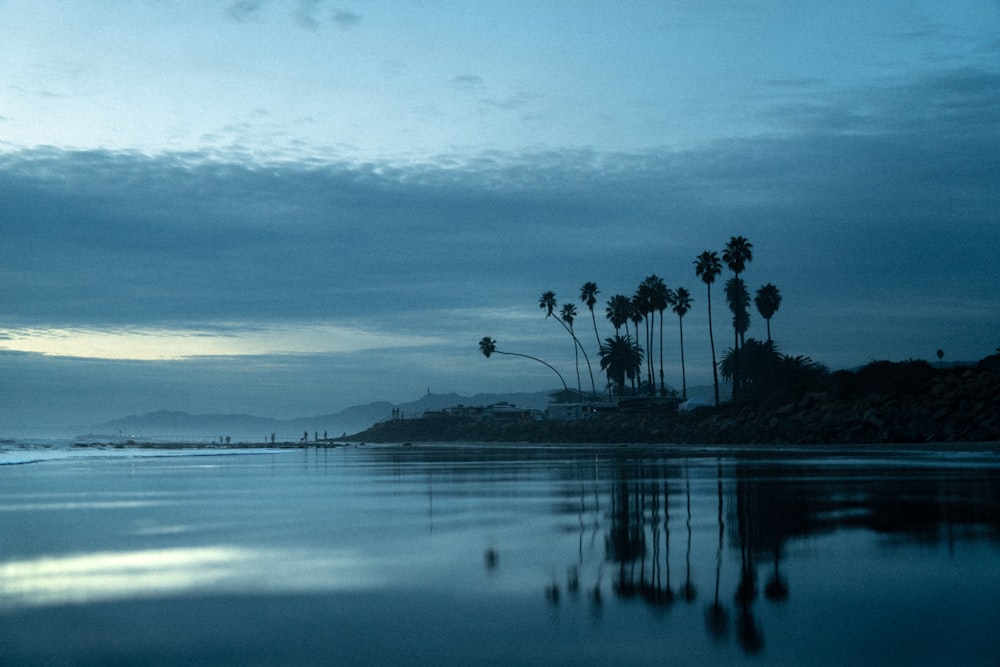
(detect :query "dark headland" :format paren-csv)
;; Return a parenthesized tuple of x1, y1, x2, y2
(344, 358, 1000, 447)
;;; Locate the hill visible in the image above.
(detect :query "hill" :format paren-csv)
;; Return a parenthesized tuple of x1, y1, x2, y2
(86, 390, 562, 442)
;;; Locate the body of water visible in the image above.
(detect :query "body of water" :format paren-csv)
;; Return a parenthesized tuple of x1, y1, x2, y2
(1, 441, 998, 665)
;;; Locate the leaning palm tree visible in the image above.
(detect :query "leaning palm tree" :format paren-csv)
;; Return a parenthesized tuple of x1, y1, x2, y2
(479, 336, 568, 392)
(540, 291, 597, 398)
(561, 303, 582, 395)
(754, 283, 781, 342)
(694, 250, 723, 406)
(633, 282, 655, 394)
(672, 286, 693, 399)
(599, 334, 643, 397)
(580, 282, 601, 351)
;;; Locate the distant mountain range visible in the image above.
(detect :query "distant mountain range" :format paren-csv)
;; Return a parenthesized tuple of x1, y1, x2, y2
(86, 390, 561, 442)
(86, 384, 725, 443)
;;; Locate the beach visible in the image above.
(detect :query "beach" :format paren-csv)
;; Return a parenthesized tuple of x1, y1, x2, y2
(2, 441, 999, 665)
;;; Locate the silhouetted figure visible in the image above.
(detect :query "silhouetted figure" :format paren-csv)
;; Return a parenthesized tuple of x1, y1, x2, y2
(484, 548, 498, 570)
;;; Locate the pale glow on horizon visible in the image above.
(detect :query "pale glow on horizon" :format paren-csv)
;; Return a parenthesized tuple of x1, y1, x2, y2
(0, 324, 442, 361)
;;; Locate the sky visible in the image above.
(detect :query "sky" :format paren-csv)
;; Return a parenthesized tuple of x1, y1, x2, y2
(1, 1, 998, 433)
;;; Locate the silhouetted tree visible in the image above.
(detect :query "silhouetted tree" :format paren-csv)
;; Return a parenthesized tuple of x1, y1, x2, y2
(632, 284, 654, 394)
(540, 291, 597, 397)
(599, 334, 643, 396)
(694, 250, 723, 406)
(580, 281, 602, 351)
(754, 283, 782, 342)
(605, 294, 632, 334)
(561, 302, 582, 395)
(724, 237, 754, 400)
(725, 276, 751, 398)
(478, 336, 568, 392)
(672, 286, 693, 399)
(644, 274, 674, 396)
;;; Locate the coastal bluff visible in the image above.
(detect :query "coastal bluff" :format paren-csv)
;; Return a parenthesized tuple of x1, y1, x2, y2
(345, 361, 1000, 445)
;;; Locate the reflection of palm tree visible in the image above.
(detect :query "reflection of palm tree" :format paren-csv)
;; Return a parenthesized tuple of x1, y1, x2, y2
(764, 546, 789, 602)
(478, 336, 568, 392)
(682, 462, 697, 602)
(705, 459, 728, 640)
(672, 286, 693, 399)
(694, 251, 723, 406)
(754, 283, 782, 343)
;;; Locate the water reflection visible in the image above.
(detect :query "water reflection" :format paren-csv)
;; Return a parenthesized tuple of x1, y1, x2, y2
(590, 449, 1000, 655)
(3, 445, 999, 664)
(0, 546, 386, 609)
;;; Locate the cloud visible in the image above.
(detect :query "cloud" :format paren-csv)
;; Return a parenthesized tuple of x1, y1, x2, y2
(452, 74, 483, 90)
(226, 0, 263, 21)
(0, 64, 997, 412)
(332, 9, 361, 30)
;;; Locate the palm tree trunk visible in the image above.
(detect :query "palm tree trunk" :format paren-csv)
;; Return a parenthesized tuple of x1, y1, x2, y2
(658, 310, 665, 396)
(708, 285, 719, 407)
(678, 315, 687, 398)
(496, 350, 568, 392)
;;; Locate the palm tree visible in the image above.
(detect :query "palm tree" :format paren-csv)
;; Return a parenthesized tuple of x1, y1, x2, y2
(644, 275, 673, 396)
(632, 281, 653, 393)
(754, 283, 781, 342)
(694, 250, 723, 406)
(580, 282, 601, 351)
(540, 291, 597, 398)
(722, 236, 753, 277)
(561, 303, 582, 395)
(605, 294, 632, 334)
(725, 277, 751, 398)
(723, 237, 753, 399)
(599, 334, 643, 397)
(672, 286, 693, 399)
(479, 336, 568, 392)
(629, 292, 647, 394)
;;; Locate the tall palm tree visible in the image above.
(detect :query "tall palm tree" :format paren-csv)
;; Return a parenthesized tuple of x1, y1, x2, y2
(561, 303, 582, 395)
(672, 286, 693, 399)
(605, 294, 632, 333)
(628, 296, 645, 395)
(725, 276, 751, 398)
(479, 336, 568, 392)
(722, 236, 754, 277)
(644, 274, 673, 396)
(540, 291, 597, 398)
(723, 237, 753, 401)
(580, 282, 601, 351)
(754, 283, 782, 342)
(694, 250, 723, 406)
(633, 283, 654, 394)
(599, 334, 643, 397)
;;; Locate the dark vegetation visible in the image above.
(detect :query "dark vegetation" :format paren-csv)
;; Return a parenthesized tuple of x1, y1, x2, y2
(348, 356, 1000, 445)
(352, 235, 999, 446)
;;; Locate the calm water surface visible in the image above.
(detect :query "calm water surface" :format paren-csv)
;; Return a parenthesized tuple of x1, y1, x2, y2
(1, 442, 998, 665)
